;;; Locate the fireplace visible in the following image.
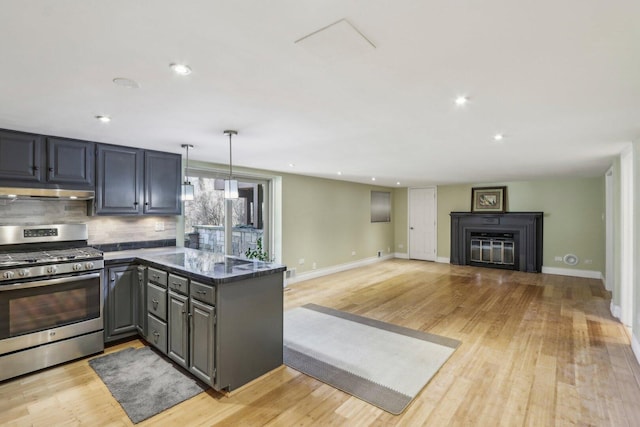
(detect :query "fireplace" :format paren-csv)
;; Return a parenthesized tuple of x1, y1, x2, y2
(450, 212, 543, 273)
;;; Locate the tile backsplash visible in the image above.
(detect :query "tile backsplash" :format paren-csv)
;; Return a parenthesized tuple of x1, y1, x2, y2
(0, 199, 177, 244)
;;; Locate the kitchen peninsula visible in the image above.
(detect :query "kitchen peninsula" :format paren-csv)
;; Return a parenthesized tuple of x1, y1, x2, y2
(105, 247, 286, 392)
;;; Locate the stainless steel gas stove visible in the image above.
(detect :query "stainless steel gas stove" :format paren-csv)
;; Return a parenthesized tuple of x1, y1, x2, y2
(0, 224, 104, 382)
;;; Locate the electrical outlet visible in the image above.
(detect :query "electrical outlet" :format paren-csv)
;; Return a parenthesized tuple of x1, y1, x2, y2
(286, 268, 296, 278)
(312, 262, 317, 270)
(387, 247, 390, 253)
(554, 256, 563, 261)
(154, 221, 164, 231)
(377, 250, 382, 257)
(298, 258, 305, 265)
(585, 259, 593, 264)
(351, 250, 356, 256)
(399, 244, 404, 249)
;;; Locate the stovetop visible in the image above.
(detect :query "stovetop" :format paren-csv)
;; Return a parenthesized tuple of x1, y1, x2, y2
(0, 247, 103, 268)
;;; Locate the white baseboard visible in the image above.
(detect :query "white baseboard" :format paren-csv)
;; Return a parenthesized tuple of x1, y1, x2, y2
(436, 257, 450, 264)
(286, 254, 394, 285)
(610, 301, 621, 320)
(541, 266, 603, 280)
(632, 333, 640, 366)
(394, 252, 409, 259)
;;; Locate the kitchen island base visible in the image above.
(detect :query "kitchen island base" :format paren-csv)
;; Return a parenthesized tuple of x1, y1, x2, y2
(215, 273, 283, 392)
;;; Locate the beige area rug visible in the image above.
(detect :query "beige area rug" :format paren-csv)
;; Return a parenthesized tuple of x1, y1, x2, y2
(283, 304, 460, 414)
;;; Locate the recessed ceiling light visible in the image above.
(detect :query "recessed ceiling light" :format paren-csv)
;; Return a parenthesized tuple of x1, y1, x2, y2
(95, 115, 111, 123)
(288, 163, 295, 168)
(455, 95, 469, 106)
(371, 177, 376, 181)
(396, 182, 401, 186)
(170, 63, 192, 76)
(337, 171, 342, 175)
(494, 133, 505, 141)
(112, 77, 140, 89)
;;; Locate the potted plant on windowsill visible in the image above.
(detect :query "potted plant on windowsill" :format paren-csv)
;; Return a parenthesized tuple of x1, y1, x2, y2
(245, 237, 269, 262)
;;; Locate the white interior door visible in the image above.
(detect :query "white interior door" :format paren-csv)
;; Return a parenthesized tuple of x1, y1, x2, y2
(409, 187, 436, 261)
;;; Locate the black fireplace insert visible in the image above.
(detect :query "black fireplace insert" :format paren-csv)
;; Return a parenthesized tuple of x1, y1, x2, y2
(450, 212, 543, 273)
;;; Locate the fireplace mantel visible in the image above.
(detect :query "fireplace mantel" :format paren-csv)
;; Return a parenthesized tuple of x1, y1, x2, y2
(450, 212, 543, 272)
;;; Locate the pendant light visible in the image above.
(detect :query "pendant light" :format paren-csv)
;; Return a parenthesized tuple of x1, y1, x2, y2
(181, 144, 194, 201)
(223, 130, 239, 199)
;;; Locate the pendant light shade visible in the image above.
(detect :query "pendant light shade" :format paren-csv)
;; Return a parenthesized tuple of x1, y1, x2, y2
(224, 130, 239, 199)
(181, 144, 194, 201)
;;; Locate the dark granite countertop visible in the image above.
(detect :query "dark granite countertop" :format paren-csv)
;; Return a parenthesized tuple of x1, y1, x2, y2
(136, 248, 286, 285)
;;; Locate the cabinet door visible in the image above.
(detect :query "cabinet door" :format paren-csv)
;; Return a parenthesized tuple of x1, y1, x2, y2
(144, 151, 181, 215)
(168, 291, 189, 369)
(136, 266, 147, 336)
(0, 129, 43, 183)
(96, 144, 142, 214)
(46, 137, 94, 186)
(105, 265, 138, 342)
(189, 299, 215, 385)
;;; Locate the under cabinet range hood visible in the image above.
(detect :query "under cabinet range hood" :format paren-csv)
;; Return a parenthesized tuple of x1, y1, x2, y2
(0, 187, 95, 200)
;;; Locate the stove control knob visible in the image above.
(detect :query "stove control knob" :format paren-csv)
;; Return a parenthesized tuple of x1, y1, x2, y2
(18, 269, 30, 277)
(85, 262, 95, 270)
(3, 271, 15, 280)
(46, 266, 57, 274)
(73, 263, 83, 271)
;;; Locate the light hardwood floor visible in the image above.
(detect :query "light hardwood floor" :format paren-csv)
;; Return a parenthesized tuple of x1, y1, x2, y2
(2, 259, 640, 426)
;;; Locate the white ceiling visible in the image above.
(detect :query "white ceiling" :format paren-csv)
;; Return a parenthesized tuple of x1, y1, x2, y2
(1, 1, 638, 187)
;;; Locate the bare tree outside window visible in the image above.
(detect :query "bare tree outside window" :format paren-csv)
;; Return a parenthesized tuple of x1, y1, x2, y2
(184, 177, 249, 232)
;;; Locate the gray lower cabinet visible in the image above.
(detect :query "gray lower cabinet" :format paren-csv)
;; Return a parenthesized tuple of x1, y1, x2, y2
(146, 267, 168, 353)
(168, 290, 189, 368)
(136, 266, 147, 337)
(189, 297, 216, 384)
(167, 275, 216, 385)
(147, 313, 167, 353)
(105, 264, 138, 342)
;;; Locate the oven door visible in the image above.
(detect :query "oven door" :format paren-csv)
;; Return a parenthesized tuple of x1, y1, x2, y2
(0, 272, 103, 356)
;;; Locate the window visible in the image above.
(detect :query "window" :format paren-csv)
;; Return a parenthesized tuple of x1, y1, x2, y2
(183, 173, 269, 258)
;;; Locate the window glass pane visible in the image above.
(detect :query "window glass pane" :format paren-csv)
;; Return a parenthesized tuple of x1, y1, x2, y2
(184, 175, 267, 257)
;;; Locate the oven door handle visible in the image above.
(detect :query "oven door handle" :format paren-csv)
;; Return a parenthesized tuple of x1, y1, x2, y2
(0, 272, 101, 291)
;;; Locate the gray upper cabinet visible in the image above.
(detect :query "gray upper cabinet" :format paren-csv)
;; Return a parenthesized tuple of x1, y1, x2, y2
(0, 129, 44, 183)
(46, 137, 95, 187)
(143, 150, 181, 215)
(95, 144, 181, 215)
(0, 129, 95, 188)
(96, 144, 143, 214)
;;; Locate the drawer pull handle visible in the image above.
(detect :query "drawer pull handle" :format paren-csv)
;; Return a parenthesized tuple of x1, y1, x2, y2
(152, 331, 160, 342)
(196, 290, 206, 295)
(172, 282, 182, 287)
(152, 299, 159, 308)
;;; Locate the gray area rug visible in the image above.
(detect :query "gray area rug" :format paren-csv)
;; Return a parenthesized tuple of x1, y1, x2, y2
(89, 346, 207, 424)
(284, 304, 461, 415)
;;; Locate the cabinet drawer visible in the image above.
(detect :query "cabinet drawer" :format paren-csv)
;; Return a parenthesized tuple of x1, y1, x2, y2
(147, 314, 167, 354)
(147, 282, 167, 321)
(190, 281, 215, 305)
(148, 267, 167, 287)
(168, 273, 189, 295)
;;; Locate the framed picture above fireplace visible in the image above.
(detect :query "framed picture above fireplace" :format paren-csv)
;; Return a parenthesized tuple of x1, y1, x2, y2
(471, 186, 507, 213)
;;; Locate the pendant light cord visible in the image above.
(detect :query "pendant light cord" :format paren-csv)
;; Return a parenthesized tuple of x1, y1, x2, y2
(229, 132, 233, 179)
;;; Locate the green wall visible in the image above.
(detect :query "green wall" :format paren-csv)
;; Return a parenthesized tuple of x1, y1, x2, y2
(281, 174, 395, 274)
(436, 177, 606, 272)
(393, 187, 408, 255)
